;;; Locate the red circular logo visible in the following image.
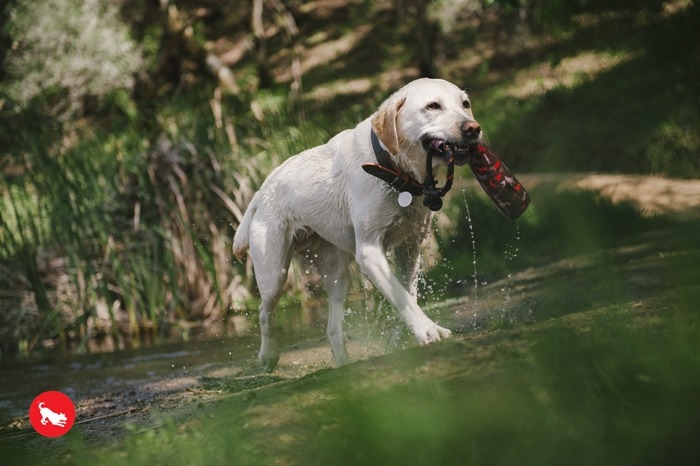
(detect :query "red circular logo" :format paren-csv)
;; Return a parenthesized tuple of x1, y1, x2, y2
(29, 391, 76, 437)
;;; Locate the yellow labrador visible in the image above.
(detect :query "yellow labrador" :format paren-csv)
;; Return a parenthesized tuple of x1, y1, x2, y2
(233, 78, 482, 370)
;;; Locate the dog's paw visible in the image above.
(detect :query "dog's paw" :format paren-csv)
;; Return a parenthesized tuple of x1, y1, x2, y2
(413, 322, 452, 345)
(258, 350, 280, 372)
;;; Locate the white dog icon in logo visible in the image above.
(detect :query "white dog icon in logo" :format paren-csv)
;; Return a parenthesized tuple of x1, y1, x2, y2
(38, 401, 68, 428)
(30, 391, 76, 437)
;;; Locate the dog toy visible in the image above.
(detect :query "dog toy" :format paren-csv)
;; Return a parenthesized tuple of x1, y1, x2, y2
(466, 143, 530, 219)
(423, 141, 530, 219)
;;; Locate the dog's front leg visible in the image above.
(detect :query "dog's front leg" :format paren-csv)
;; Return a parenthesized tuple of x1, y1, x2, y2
(355, 240, 452, 344)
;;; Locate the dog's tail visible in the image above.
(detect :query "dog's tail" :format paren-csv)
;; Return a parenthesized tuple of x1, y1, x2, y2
(232, 193, 259, 261)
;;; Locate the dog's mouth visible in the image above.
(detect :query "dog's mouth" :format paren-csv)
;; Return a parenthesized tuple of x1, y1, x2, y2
(422, 138, 474, 166)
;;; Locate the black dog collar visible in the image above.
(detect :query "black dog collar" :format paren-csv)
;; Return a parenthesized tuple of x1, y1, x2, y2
(362, 129, 424, 196)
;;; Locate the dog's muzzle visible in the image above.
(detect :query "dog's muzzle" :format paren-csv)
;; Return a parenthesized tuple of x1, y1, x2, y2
(423, 120, 481, 165)
(422, 138, 475, 166)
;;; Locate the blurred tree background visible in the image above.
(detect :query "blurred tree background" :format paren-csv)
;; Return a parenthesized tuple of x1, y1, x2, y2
(0, 0, 698, 359)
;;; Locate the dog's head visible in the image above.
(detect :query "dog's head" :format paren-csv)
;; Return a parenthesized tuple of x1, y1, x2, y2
(371, 78, 482, 180)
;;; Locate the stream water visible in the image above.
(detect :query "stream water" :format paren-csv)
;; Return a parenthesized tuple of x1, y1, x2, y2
(0, 332, 259, 422)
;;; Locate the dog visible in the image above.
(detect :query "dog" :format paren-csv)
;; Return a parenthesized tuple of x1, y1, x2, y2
(38, 401, 68, 427)
(233, 78, 482, 371)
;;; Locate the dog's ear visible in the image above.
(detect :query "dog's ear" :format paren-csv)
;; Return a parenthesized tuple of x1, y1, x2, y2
(371, 94, 406, 155)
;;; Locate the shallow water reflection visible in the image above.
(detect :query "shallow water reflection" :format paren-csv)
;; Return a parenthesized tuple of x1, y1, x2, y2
(0, 331, 262, 422)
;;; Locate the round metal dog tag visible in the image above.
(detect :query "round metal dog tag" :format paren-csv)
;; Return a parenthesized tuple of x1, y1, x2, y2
(398, 191, 412, 207)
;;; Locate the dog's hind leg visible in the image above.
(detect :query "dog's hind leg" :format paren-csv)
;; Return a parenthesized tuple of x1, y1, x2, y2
(394, 242, 423, 298)
(248, 219, 293, 372)
(315, 242, 351, 366)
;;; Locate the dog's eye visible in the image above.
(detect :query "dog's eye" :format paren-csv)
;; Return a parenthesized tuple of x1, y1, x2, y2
(463, 100, 471, 110)
(426, 102, 442, 111)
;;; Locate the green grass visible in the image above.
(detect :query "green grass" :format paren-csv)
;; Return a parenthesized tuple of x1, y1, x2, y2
(308, 318, 700, 466)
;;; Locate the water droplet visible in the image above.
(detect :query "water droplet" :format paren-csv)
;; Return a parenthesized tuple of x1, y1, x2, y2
(462, 190, 479, 306)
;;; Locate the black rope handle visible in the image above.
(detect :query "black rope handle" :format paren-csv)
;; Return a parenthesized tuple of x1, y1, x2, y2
(422, 146, 455, 211)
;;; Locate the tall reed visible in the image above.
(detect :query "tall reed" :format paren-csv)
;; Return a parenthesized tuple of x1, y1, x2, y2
(0, 87, 328, 359)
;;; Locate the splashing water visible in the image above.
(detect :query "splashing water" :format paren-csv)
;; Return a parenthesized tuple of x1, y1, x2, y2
(498, 223, 523, 325)
(352, 276, 403, 351)
(462, 189, 479, 307)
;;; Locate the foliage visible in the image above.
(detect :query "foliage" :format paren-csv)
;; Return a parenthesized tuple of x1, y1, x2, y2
(2, 0, 142, 118)
(0, 85, 332, 357)
(471, 1, 700, 178)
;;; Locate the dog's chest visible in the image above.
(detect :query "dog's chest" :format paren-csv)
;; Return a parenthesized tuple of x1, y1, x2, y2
(384, 203, 431, 249)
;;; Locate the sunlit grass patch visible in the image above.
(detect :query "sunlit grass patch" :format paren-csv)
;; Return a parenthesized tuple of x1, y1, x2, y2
(505, 50, 636, 99)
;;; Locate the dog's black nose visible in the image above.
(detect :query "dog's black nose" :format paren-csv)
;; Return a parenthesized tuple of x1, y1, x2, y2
(461, 120, 481, 139)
